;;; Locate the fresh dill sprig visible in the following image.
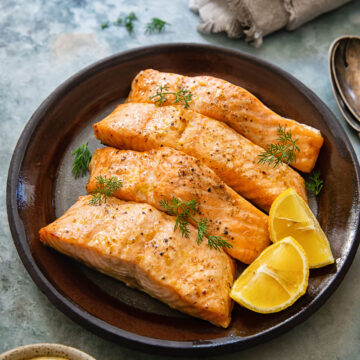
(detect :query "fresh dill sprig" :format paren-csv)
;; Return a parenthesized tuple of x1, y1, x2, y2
(101, 22, 110, 29)
(258, 125, 300, 167)
(89, 175, 122, 205)
(306, 170, 324, 195)
(145, 18, 169, 34)
(72, 142, 92, 179)
(160, 197, 233, 251)
(150, 84, 193, 108)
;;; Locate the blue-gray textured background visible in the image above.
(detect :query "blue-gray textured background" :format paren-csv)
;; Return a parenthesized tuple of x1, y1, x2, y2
(1, 0, 360, 359)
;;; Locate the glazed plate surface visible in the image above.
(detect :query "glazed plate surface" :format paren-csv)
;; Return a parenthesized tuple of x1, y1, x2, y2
(7, 43, 360, 355)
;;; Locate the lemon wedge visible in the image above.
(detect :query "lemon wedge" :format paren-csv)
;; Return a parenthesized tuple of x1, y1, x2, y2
(269, 188, 334, 268)
(230, 236, 308, 313)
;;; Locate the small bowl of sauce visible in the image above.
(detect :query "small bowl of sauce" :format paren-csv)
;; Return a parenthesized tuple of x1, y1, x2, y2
(0, 344, 95, 360)
(29, 358, 70, 360)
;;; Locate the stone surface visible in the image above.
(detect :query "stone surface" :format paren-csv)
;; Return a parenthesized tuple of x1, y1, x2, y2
(1, 0, 360, 359)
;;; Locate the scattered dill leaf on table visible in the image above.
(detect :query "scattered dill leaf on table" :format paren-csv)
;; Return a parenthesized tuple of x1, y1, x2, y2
(101, 12, 137, 33)
(124, 12, 137, 34)
(113, 17, 123, 26)
(145, 18, 169, 33)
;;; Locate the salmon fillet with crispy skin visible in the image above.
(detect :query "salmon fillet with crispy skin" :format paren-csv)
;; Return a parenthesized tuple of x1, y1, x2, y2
(93, 103, 307, 212)
(87, 147, 270, 264)
(39, 195, 235, 328)
(126, 69, 324, 173)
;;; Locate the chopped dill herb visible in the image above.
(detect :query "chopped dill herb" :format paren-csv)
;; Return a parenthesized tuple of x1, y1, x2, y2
(124, 12, 137, 34)
(145, 18, 169, 34)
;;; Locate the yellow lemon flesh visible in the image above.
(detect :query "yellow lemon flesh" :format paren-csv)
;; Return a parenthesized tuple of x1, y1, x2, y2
(269, 188, 334, 268)
(230, 236, 308, 313)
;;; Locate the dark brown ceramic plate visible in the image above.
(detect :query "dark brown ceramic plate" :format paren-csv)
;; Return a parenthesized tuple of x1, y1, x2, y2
(7, 43, 360, 355)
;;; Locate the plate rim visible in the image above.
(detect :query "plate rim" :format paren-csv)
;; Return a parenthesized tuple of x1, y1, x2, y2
(6, 42, 360, 355)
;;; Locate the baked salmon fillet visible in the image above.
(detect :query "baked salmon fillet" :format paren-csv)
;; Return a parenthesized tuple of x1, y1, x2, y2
(39, 195, 235, 328)
(126, 69, 324, 173)
(93, 103, 307, 211)
(87, 147, 270, 264)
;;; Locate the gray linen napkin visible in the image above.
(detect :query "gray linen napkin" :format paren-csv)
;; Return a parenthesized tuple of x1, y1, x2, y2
(190, 0, 352, 47)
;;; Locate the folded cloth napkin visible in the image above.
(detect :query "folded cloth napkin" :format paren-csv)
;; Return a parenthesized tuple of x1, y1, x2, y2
(190, 0, 352, 47)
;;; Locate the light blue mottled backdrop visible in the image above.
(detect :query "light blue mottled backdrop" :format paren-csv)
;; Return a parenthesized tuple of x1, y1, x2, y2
(1, 0, 360, 359)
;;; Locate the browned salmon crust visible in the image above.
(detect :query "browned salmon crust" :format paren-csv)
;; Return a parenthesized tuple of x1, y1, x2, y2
(87, 147, 270, 264)
(93, 103, 307, 212)
(39, 196, 235, 328)
(126, 69, 324, 173)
